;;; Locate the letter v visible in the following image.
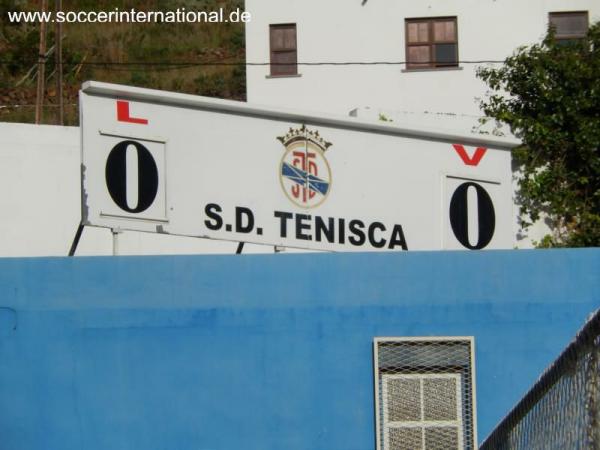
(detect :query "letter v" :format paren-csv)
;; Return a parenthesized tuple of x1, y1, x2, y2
(452, 144, 487, 166)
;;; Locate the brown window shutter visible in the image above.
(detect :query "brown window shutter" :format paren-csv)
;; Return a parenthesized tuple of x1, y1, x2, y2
(406, 17, 458, 69)
(270, 24, 298, 76)
(549, 11, 589, 44)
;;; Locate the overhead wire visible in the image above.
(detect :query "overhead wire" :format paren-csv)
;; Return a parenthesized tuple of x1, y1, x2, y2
(0, 59, 506, 68)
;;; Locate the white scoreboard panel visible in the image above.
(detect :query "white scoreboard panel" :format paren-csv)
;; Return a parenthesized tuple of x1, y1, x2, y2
(80, 81, 518, 252)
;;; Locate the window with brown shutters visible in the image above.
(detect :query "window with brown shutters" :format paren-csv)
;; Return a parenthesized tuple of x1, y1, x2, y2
(270, 24, 297, 76)
(405, 17, 458, 70)
(549, 12, 589, 45)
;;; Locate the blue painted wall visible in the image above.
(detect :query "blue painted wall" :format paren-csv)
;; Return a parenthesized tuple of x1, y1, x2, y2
(0, 249, 598, 450)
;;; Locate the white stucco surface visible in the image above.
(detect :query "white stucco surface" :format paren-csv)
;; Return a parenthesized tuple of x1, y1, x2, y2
(246, 0, 599, 132)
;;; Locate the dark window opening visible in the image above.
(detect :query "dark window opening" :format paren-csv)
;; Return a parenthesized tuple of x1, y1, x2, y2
(269, 24, 297, 76)
(549, 11, 589, 45)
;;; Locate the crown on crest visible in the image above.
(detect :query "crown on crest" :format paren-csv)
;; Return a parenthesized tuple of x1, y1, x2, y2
(277, 124, 332, 151)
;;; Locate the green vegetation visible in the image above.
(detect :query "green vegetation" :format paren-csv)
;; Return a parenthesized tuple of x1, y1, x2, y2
(477, 23, 600, 247)
(0, 0, 246, 125)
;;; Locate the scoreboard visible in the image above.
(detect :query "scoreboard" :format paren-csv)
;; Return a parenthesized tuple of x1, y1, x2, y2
(80, 81, 518, 251)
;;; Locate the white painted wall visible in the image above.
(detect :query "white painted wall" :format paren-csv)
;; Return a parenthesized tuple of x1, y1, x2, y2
(0, 122, 270, 257)
(246, 0, 600, 133)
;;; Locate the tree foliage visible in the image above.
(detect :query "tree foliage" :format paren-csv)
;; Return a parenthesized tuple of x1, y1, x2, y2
(477, 23, 600, 247)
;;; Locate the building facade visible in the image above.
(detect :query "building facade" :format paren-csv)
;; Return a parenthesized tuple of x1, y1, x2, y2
(246, 0, 599, 132)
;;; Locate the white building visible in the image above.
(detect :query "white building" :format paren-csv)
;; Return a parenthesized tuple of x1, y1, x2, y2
(246, 0, 599, 132)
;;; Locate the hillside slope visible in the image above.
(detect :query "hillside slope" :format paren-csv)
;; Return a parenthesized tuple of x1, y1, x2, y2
(0, 0, 246, 125)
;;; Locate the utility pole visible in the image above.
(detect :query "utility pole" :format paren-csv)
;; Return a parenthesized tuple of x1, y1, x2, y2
(35, 0, 48, 124)
(55, 0, 63, 125)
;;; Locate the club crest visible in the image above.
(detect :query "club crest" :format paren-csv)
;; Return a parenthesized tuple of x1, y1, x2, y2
(278, 125, 332, 209)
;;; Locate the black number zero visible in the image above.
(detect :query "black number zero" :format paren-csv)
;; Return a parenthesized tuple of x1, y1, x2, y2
(449, 182, 495, 250)
(105, 140, 158, 213)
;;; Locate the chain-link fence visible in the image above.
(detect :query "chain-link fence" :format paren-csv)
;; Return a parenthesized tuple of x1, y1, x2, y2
(480, 309, 600, 450)
(374, 337, 477, 450)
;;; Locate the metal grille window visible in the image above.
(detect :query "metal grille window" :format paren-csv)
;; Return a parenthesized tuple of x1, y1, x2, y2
(549, 11, 589, 45)
(374, 337, 477, 450)
(269, 24, 297, 76)
(405, 17, 458, 69)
